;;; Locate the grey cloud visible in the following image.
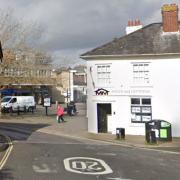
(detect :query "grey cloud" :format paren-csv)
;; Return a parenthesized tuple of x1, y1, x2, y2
(0, 0, 179, 65)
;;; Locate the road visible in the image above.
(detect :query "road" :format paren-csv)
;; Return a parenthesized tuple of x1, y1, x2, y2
(0, 129, 180, 180)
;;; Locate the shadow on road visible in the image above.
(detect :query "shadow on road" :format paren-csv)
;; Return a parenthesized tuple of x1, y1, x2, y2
(0, 122, 51, 141)
(0, 168, 14, 180)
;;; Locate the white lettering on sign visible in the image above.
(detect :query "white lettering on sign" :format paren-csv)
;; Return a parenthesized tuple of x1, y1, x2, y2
(64, 157, 113, 175)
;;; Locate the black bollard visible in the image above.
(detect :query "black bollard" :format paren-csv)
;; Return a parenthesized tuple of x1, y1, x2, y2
(24, 106, 26, 113)
(17, 106, 20, 115)
(45, 106, 48, 116)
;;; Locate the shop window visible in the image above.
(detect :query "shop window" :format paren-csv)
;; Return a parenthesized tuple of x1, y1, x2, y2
(131, 97, 152, 123)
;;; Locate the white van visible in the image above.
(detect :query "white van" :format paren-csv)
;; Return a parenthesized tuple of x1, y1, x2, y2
(1, 96, 36, 112)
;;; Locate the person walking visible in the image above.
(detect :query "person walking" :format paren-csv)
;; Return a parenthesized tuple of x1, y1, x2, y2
(56, 104, 65, 123)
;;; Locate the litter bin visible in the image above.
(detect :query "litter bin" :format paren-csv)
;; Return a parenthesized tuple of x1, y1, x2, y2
(116, 128, 125, 140)
(159, 120, 172, 141)
(145, 119, 172, 143)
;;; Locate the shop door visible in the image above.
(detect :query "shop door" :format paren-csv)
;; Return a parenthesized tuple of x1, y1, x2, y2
(97, 103, 112, 133)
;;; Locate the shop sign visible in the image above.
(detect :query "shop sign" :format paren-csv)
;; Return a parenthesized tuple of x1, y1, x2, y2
(95, 88, 109, 96)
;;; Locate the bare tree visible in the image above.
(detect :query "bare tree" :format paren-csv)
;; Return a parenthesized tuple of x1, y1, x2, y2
(0, 9, 52, 65)
(0, 9, 54, 87)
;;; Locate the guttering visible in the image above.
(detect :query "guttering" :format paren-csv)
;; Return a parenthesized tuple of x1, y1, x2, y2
(80, 53, 180, 60)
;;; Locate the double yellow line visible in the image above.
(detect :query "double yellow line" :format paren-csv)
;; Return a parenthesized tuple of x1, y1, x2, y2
(0, 135, 13, 170)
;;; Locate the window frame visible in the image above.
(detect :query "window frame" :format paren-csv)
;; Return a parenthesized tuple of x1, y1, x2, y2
(96, 64, 111, 86)
(131, 97, 152, 123)
(132, 62, 150, 84)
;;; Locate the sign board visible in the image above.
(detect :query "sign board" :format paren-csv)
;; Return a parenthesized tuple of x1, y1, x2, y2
(95, 88, 109, 96)
(44, 97, 51, 107)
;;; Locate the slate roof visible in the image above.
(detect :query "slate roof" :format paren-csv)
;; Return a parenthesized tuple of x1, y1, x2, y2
(81, 23, 180, 58)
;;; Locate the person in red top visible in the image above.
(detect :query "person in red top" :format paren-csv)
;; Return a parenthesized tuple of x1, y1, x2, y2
(57, 104, 65, 123)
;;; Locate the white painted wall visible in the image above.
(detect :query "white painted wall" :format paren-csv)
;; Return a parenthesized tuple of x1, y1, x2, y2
(151, 58, 180, 137)
(86, 57, 180, 137)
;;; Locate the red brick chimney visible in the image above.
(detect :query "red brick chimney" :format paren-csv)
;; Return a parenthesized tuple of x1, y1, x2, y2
(162, 4, 179, 32)
(126, 19, 142, 35)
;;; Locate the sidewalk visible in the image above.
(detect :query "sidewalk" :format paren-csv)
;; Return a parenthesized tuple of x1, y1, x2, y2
(0, 103, 180, 152)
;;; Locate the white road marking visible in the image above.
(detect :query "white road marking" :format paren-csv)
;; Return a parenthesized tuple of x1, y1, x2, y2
(33, 164, 57, 173)
(107, 178, 134, 180)
(0, 136, 13, 170)
(97, 152, 117, 156)
(64, 157, 113, 175)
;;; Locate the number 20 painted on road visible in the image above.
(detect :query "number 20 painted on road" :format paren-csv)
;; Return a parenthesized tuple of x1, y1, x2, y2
(64, 157, 113, 175)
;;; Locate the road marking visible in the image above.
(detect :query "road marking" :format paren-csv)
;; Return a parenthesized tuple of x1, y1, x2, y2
(64, 157, 113, 175)
(33, 163, 57, 173)
(107, 178, 134, 180)
(97, 152, 117, 156)
(0, 136, 13, 170)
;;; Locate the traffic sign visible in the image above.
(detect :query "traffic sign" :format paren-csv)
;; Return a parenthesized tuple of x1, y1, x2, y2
(64, 157, 113, 175)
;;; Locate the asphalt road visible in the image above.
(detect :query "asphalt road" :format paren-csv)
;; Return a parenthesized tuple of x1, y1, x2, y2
(0, 131, 180, 180)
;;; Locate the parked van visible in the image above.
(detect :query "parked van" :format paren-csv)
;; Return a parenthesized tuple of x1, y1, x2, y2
(1, 96, 36, 112)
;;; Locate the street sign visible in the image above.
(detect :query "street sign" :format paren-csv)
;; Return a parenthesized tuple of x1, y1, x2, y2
(64, 157, 113, 175)
(44, 97, 51, 107)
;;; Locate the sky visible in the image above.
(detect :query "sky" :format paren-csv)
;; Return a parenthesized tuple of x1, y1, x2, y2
(0, 0, 179, 67)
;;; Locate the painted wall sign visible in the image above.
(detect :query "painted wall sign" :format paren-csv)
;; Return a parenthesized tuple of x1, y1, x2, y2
(111, 89, 151, 96)
(95, 88, 109, 95)
(64, 157, 113, 175)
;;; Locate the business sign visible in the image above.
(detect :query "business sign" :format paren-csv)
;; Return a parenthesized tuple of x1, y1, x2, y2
(44, 97, 51, 107)
(64, 157, 113, 175)
(95, 88, 109, 96)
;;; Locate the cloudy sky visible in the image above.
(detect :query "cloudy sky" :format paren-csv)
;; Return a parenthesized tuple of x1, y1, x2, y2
(0, 0, 179, 67)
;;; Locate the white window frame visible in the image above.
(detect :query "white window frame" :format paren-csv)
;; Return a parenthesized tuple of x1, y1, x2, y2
(96, 64, 111, 86)
(132, 62, 150, 84)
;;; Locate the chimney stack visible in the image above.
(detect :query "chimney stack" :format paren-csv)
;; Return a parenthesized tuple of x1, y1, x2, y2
(126, 19, 142, 35)
(162, 4, 179, 32)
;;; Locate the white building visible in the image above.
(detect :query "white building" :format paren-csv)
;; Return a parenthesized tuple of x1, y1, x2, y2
(81, 4, 180, 137)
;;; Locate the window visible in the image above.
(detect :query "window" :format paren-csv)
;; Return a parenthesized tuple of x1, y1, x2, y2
(133, 63, 150, 84)
(97, 64, 111, 86)
(131, 98, 140, 105)
(131, 97, 152, 123)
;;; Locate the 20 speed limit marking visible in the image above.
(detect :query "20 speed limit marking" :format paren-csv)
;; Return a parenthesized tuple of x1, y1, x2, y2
(64, 157, 113, 175)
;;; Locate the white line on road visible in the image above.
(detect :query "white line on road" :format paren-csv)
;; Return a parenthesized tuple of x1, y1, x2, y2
(97, 152, 117, 156)
(107, 177, 134, 180)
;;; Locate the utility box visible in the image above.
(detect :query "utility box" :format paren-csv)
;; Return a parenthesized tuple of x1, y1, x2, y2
(145, 119, 172, 143)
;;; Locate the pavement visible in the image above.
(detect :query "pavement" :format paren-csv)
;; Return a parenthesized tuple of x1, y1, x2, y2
(0, 103, 180, 153)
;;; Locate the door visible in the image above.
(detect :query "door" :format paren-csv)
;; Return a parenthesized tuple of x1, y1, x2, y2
(97, 103, 112, 133)
(10, 97, 17, 110)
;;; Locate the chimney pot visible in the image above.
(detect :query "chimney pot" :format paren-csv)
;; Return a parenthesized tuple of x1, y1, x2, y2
(128, 20, 131, 26)
(126, 19, 142, 35)
(162, 4, 179, 32)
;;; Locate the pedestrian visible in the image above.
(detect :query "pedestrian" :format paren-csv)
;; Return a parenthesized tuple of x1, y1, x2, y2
(56, 104, 65, 123)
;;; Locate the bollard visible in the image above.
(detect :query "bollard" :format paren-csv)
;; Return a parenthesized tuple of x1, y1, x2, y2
(17, 106, 20, 115)
(24, 106, 26, 113)
(31, 107, 34, 114)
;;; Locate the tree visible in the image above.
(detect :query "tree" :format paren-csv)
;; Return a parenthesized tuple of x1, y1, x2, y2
(0, 9, 52, 65)
(0, 9, 54, 88)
